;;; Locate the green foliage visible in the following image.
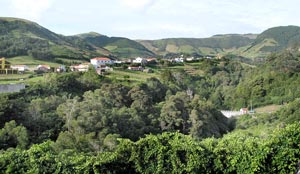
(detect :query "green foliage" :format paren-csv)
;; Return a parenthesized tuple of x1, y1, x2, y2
(267, 123, 300, 173)
(229, 51, 300, 109)
(23, 95, 66, 143)
(0, 120, 28, 149)
(0, 148, 30, 174)
(131, 132, 209, 174)
(0, 123, 299, 173)
(160, 92, 191, 134)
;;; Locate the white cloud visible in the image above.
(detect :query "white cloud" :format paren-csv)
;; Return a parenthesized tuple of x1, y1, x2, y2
(10, 0, 54, 20)
(1, 0, 300, 39)
(119, 0, 155, 10)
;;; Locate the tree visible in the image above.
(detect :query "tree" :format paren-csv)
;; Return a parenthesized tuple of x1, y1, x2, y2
(160, 92, 191, 134)
(23, 95, 66, 143)
(0, 120, 29, 150)
(56, 97, 80, 133)
(79, 65, 101, 90)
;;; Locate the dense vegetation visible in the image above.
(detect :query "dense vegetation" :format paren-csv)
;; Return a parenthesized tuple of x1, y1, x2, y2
(252, 25, 300, 52)
(1, 123, 299, 174)
(1, 17, 300, 173)
(1, 50, 300, 173)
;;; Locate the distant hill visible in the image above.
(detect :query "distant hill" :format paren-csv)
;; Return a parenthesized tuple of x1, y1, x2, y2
(241, 26, 300, 58)
(138, 34, 257, 56)
(139, 26, 300, 58)
(0, 17, 111, 62)
(76, 32, 155, 58)
(1, 17, 300, 61)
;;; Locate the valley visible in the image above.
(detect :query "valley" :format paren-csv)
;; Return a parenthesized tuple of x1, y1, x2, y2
(0, 17, 300, 174)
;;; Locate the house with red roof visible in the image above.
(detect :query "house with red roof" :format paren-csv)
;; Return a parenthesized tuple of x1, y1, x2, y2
(37, 65, 51, 72)
(90, 57, 113, 67)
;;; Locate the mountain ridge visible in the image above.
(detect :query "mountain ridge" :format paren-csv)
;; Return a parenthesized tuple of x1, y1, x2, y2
(0, 17, 300, 61)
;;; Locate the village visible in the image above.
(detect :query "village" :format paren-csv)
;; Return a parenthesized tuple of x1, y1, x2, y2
(0, 55, 214, 75)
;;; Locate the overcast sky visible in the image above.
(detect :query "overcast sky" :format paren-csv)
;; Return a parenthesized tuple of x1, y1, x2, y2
(1, 0, 300, 39)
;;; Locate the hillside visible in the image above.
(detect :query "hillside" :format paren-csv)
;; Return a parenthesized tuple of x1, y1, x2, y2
(139, 26, 300, 58)
(0, 17, 110, 62)
(241, 25, 300, 58)
(1, 17, 300, 61)
(138, 34, 256, 56)
(76, 32, 155, 58)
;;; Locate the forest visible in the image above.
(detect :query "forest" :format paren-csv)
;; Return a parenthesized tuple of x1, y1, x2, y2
(0, 50, 300, 173)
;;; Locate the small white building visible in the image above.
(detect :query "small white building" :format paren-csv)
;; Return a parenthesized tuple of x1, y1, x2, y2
(37, 65, 51, 72)
(70, 63, 90, 72)
(240, 108, 249, 114)
(90, 57, 113, 67)
(114, 60, 125, 64)
(174, 58, 184, 63)
(186, 57, 195, 62)
(11, 65, 29, 72)
(133, 57, 147, 64)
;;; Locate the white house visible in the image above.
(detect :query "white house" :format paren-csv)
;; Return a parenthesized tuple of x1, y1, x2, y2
(11, 65, 29, 72)
(90, 57, 113, 67)
(37, 65, 51, 72)
(186, 57, 195, 62)
(174, 57, 184, 63)
(133, 57, 147, 64)
(70, 63, 90, 72)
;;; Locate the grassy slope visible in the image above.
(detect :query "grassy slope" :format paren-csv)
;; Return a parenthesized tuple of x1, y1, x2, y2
(7, 56, 61, 67)
(0, 17, 109, 62)
(138, 35, 256, 56)
(77, 33, 155, 58)
(241, 26, 300, 58)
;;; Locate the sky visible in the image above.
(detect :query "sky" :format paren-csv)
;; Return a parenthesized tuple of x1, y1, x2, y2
(0, 0, 300, 39)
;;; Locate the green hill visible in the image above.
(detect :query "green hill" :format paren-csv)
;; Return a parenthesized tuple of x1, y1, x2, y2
(1, 17, 300, 61)
(76, 32, 155, 58)
(241, 26, 300, 58)
(139, 26, 300, 59)
(0, 17, 110, 62)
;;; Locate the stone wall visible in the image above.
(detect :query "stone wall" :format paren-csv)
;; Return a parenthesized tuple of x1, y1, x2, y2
(0, 84, 25, 93)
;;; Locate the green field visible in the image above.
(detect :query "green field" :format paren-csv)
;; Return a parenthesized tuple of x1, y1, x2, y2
(0, 72, 43, 84)
(0, 74, 29, 84)
(107, 69, 160, 83)
(7, 56, 61, 68)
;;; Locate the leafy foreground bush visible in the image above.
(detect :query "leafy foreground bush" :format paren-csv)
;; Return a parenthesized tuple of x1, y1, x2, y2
(0, 122, 299, 174)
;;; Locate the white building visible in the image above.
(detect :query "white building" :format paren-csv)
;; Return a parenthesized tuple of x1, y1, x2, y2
(70, 63, 90, 72)
(186, 57, 195, 62)
(90, 57, 113, 67)
(174, 58, 184, 63)
(132, 57, 147, 64)
(36, 65, 51, 72)
(11, 65, 29, 72)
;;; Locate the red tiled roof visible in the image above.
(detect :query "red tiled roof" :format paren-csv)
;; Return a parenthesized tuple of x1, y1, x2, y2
(91, 57, 111, 61)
